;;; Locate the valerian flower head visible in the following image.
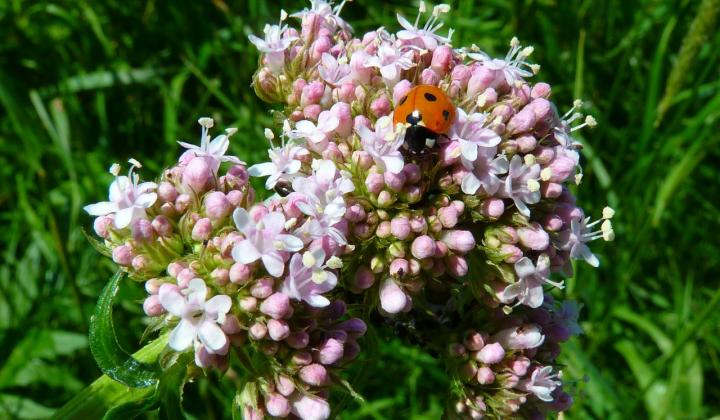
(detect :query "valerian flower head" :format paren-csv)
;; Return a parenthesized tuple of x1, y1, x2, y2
(159, 279, 232, 356)
(231, 208, 304, 277)
(357, 116, 405, 174)
(84, 160, 157, 229)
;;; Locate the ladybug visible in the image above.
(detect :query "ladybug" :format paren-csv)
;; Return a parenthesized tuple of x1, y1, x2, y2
(393, 85, 456, 155)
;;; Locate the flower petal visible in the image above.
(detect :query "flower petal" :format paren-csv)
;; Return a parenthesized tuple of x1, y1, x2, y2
(168, 319, 195, 351)
(233, 208, 251, 231)
(205, 295, 232, 315)
(262, 252, 286, 277)
(198, 321, 228, 352)
(159, 288, 186, 317)
(232, 239, 262, 264)
(113, 207, 137, 229)
(514, 257, 536, 278)
(84, 201, 118, 216)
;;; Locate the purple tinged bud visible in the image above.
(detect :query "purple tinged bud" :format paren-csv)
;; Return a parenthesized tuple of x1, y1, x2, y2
(402, 163, 421, 183)
(132, 219, 155, 242)
(330, 102, 353, 138)
(379, 278, 408, 314)
(239, 296, 258, 312)
(337, 82, 356, 103)
(431, 45, 453, 76)
(516, 135, 538, 153)
(531, 82, 552, 99)
(467, 66, 497, 97)
(286, 331, 310, 349)
(409, 215, 427, 233)
(507, 107, 537, 134)
(293, 351, 313, 366)
(411, 235, 437, 259)
(301, 80, 325, 106)
(390, 217, 411, 240)
(167, 262, 184, 278)
(377, 190, 394, 208)
(275, 375, 295, 397)
(517, 223, 550, 251)
(420, 68, 440, 85)
(352, 151, 373, 170)
(464, 331, 486, 351)
(447, 255, 468, 277)
(143, 295, 164, 316)
(393, 80, 413, 104)
(210, 268, 229, 286)
(448, 343, 467, 358)
(451, 64, 472, 86)
(549, 155, 576, 182)
(375, 221, 391, 238)
(345, 203, 366, 223)
(353, 222, 372, 239)
(229, 263, 251, 284)
(221, 315, 242, 335)
(316, 338, 344, 365)
(370, 94, 391, 117)
(183, 157, 213, 192)
(476, 366, 496, 384)
(176, 268, 196, 287)
(438, 206, 459, 228)
(389, 258, 409, 278)
(260, 293, 291, 319)
(543, 214, 564, 232)
(303, 104, 322, 120)
(511, 356, 531, 376)
(401, 185, 422, 203)
(112, 245, 133, 266)
(434, 240, 449, 257)
(441, 230, 476, 253)
(299, 364, 328, 386)
(480, 198, 505, 218)
(265, 393, 291, 417)
(492, 324, 546, 350)
(384, 170, 406, 192)
(248, 322, 267, 340)
(338, 318, 368, 337)
(541, 182, 563, 198)
(534, 146, 555, 164)
(481, 88, 498, 107)
(204, 191, 231, 221)
(191, 218, 212, 241)
(267, 319, 291, 341)
(476, 343, 505, 364)
(501, 244, 523, 263)
(353, 266, 375, 290)
(93, 215, 114, 238)
(145, 278, 162, 294)
(365, 173, 384, 194)
(175, 193, 191, 213)
(251, 277, 274, 299)
(157, 181, 178, 203)
(151, 216, 173, 237)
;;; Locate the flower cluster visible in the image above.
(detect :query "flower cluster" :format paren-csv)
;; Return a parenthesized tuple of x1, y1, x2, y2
(85, 1, 613, 418)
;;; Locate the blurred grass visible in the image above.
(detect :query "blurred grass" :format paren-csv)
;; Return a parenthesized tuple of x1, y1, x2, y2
(0, 0, 719, 418)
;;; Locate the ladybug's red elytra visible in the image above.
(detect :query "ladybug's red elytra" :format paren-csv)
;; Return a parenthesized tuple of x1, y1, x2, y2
(393, 85, 456, 155)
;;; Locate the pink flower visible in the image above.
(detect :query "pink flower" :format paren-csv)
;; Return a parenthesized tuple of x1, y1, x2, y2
(318, 53, 351, 85)
(365, 42, 416, 87)
(357, 116, 405, 173)
(177, 118, 244, 173)
(281, 249, 338, 308)
(231, 208, 303, 277)
(499, 155, 541, 217)
(395, 4, 453, 51)
(517, 366, 561, 402)
(289, 111, 339, 150)
(500, 254, 563, 308)
(159, 279, 232, 357)
(468, 37, 538, 86)
(248, 23, 298, 73)
(461, 148, 508, 196)
(450, 109, 500, 163)
(84, 161, 157, 229)
(248, 141, 307, 190)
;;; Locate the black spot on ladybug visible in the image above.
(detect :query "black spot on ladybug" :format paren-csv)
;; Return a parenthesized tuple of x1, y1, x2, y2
(399, 95, 408, 105)
(424, 92, 437, 102)
(406, 112, 422, 125)
(442, 109, 450, 120)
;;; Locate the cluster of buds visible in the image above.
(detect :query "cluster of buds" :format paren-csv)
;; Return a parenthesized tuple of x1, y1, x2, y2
(85, 1, 613, 418)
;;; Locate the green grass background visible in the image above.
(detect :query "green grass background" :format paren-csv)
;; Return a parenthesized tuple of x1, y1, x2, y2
(1, 0, 719, 418)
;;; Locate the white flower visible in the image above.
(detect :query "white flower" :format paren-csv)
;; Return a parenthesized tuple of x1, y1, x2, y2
(518, 366, 561, 402)
(248, 23, 298, 73)
(498, 155, 541, 217)
(365, 42, 416, 87)
(357, 116, 405, 174)
(461, 148, 508, 196)
(451, 109, 501, 163)
(499, 254, 563, 308)
(491, 324, 546, 350)
(178, 118, 244, 173)
(556, 212, 614, 267)
(281, 249, 338, 308)
(84, 160, 157, 229)
(249, 140, 308, 190)
(159, 279, 232, 354)
(288, 111, 339, 149)
(396, 3, 454, 51)
(231, 208, 304, 277)
(468, 37, 539, 86)
(318, 53, 351, 85)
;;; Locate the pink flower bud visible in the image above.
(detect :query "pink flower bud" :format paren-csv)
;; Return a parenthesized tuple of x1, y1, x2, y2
(275, 375, 295, 397)
(375, 221, 391, 239)
(409, 215, 427, 233)
(448, 343, 467, 358)
(301, 80, 325, 106)
(401, 184, 422, 203)
(251, 277, 274, 299)
(291, 395, 331, 420)
(439, 141, 461, 166)
(338, 318, 367, 337)
(534, 146, 555, 164)
(517, 223, 550, 251)
(420, 68, 440, 85)
(370, 94, 391, 117)
(299, 364, 328, 386)
(204, 191, 231, 221)
(352, 150, 373, 170)
(402, 163, 421, 184)
(316, 338, 344, 365)
(337, 82, 356, 102)
(446, 255, 468, 277)
(345, 203, 366, 223)
(112, 245, 133, 266)
(353, 266, 375, 290)
(229, 262, 251, 284)
(157, 181, 178, 203)
(549, 155, 576, 182)
(393, 80, 413, 104)
(239, 296, 258, 312)
(390, 216, 411, 240)
(265, 393, 290, 417)
(411, 235, 437, 259)
(221, 315, 242, 335)
(389, 258, 409, 278)
(431, 45, 453, 76)
(501, 244, 523, 263)
(480, 198, 505, 218)
(441, 230, 476, 253)
(516, 135, 538, 153)
(541, 182, 563, 198)
(434, 240, 449, 257)
(286, 331, 310, 349)
(143, 295, 164, 316)
(459, 362, 478, 381)
(377, 190, 394, 208)
(260, 293, 291, 320)
(467, 66, 497, 97)
(476, 343, 505, 364)
(511, 356, 531, 376)
(438, 205, 459, 228)
(210, 268, 229, 286)
(507, 107, 537, 135)
(384, 170, 406, 192)
(151, 216, 172, 237)
(464, 331, 486, 351)
(303, 104, 322, 121)
(365, 173, 384, 194)
(267, 319, 291, 341)
(330, 102, 353, 138)
(93, 215, 114, 238)
(450, 64, 472, 87)
(492, 324, 545, 350)
(543, 214, 564, 232)
(353, 222, 372, 239)
(531, 82, 552, 99)
(248, 322, 267, 340)
(476, 366, 495, 384)
(191, 218, 212, 241)
(183, 157, 213, 192)
(379, 278, 408, 314)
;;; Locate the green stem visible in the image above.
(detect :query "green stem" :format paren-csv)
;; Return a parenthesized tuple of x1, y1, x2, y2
(52, 335, 168, 420)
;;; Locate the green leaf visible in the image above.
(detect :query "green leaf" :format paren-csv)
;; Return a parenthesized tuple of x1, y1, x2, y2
(0, 394, 56, 419)
(89, 271, 159, 388)
(157, 354, 191, 420)
(102, 393, 159, 420)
